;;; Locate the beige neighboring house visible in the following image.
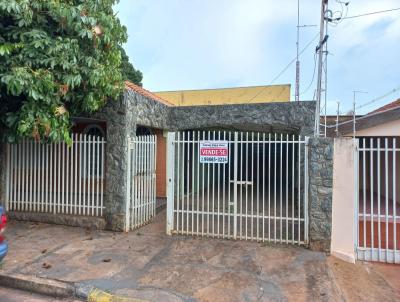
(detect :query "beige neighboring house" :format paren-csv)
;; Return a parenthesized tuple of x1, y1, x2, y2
(154, 84, 290, 106)
(329, 98, 400, 264)
(327, 98, 400, 137)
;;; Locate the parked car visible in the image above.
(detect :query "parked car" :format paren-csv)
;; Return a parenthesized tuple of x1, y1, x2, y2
(0, 206, 8, 261)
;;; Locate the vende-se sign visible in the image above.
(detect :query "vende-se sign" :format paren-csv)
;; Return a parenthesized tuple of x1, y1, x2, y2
(199, 141, 229, 164)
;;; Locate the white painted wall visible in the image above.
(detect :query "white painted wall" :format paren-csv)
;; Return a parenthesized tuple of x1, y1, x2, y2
(331, 138, 357, 263)
(355, 118, 400, 137)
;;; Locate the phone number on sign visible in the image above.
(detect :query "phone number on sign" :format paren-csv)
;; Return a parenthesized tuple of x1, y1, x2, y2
(201, 156, 228, 163)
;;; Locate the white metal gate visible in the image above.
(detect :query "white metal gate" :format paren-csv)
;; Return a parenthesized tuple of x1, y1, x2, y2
(166, 131, 309, 244)
(356, 137, 399, 263)
(126, 135, 157, 231)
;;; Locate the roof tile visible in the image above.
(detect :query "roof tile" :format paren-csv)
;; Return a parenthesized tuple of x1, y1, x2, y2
(124, 81, 174, 106)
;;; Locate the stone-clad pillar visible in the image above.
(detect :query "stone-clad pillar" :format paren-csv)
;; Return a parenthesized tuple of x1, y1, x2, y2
(308, 137, 334, 252)
(93, 93, 135, 231)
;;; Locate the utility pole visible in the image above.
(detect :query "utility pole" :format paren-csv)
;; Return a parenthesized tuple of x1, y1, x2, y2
(314, 0, 329, 136)
(295, 0, 300, 102)
(295, 1, 316, 102)
(352, 90, 368, 138)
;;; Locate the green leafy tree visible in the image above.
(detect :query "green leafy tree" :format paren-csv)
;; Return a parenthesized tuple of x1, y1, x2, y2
(119, 45, 142, 86)
(0, 0, 128, 143)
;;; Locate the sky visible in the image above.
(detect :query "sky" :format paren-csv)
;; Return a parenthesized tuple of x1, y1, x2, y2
(115, 0, 400, 115)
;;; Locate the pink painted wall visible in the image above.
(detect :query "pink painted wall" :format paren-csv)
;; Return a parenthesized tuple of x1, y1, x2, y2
(331, 138, 357, 263)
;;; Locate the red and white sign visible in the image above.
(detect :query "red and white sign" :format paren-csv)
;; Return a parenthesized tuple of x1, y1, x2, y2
(199, 141, 229, 164)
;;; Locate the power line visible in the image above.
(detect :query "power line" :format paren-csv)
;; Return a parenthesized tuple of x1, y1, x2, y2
(340, 86, 400, 113)
(334, 7, 400, 21)
(269, 33, 319, 85)
(355, 86, 400, 110)
(243, 33, 319, 104)
(299, 52, 317, 95)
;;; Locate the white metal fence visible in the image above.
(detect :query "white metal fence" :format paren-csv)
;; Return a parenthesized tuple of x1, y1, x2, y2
(357, 137, 399, 264)
(6, 134, 106, 216)
(126, 135, 157, 231)
(166, 131, 309, 244)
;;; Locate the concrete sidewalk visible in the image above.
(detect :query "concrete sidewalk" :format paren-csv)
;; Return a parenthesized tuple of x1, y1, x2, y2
(1, 210, 399, 301)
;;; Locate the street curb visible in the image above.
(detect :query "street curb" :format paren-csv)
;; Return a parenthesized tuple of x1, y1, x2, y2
(0, 272, 149, 302)
(87, 288, 148, 302)
(0, 272, 75, 298)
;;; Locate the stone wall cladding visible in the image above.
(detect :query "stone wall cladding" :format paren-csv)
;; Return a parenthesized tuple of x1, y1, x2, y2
(168, 101, 315, 136)
(308, 137, 334, 253)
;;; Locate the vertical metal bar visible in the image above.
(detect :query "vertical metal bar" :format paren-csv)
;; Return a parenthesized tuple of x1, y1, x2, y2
(217, 131, 221, 237)
(233, 132, 238, 239)
(73, 134, 77, 215)
(298, 135, 302, 245)
(90, 135, 94, 215)
(222, 131, 226, 238)
(385, 138, 389, 262)
(41, 141, 45, 213)
(27, 140, 31, 212)
(192, 132, 196, 235)
(62, 139, 66, 213)
(262, 133, 266, 241)
(245, 132, 249, 240)
(202, 131, 205, 236)
(17, 141, 21, 211)
(280, 133, 283, 243)
(207, 131, 210, 235)
(66, 139, 70, 214)
(139, 136, 142, 225)
(100, 136, 104, 216)
(377, 138, 381, 261)
(166, 132, 175, 235)
(49, 140, 53, 213)
(304, 137, 309, 244)
(197, 131, 200, 236)
(34, 139, 38, 212)
(240, 132, 243, 239)
(57, 141, 61, 214)
(292, 135, 295, 244)
(140, 136, 144, 225)
(182, 132, 185, 233)
(176, 132, 180, 232)
(393, 138, 397, 263)
(96, 135, 100, 216)
(187, 133, 191, 234)
(78, 134, 82, 215)
(286, 134, 289, 243)
(211, 131, 215, 237)
(363, 138, 367, 251)
(133, 137, 138, 228)
(268, 133, 271, 242)
(274, 133, 277, 243)
(250, 132, 254, 240)
(19, 139, 23, 211)
(370, 138, 374, 258)
(257, 132, 260, 241)
(5, 143, 10, 211)
(145, 136, 148, 224)
(6, 144, 15, 211)
(228, 132, 232, 238)
(132, 138, 137, 228)
(126, 135, 131, 231)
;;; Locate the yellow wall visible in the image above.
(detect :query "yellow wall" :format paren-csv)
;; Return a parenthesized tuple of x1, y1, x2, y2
(154, 84, 290, 106)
